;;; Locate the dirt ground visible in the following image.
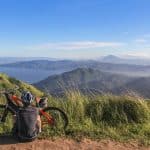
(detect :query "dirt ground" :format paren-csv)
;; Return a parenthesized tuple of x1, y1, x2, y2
(0, 136, 149, 150)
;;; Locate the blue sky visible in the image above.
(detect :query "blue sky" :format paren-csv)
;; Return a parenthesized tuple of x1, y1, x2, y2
(0, 0, 150, 59)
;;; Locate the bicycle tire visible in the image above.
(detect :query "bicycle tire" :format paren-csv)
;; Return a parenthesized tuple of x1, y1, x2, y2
(0, 104, 6, 108)
(0, 104, 6, 118)
(40, 107, 68, 130)
(0, 104, 8, 123)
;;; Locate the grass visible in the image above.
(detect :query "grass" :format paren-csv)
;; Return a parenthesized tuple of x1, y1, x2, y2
(0, 90, 150, 146)
(38, 92, 150, 146)
(0, 73, 43, 96)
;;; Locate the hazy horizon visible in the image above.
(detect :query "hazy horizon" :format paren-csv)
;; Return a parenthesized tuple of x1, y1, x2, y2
(0, 54, 150, 60)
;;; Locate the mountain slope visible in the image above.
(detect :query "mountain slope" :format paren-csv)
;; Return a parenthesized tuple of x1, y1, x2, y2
(100, 55, 123, 63)
(34, 68, 132, 95)
(34, 67, 150, 98)
(2, 60, 150, 77)
(0, 73, 43, 96)
(0, 60, 79, 70)
(100, 55, 150, 65)
(115, 77, 150, 98)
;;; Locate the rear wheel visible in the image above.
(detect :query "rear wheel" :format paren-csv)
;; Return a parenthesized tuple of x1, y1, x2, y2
(0, 104, 6, 122)
(40, 107, 68, 132)
(0, 104, 14, 134)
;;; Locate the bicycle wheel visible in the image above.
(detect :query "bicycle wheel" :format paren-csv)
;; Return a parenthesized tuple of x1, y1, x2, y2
(40, 107, 68, 131)
(0, 104, 14, 134)
(0, 104, 6, 122)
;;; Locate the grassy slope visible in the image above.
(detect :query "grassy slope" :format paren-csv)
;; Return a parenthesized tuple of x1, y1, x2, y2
(0, 73, 43, 96)
(41, 92, 150, 146)
(0, 73, 43, 133)
(0, 74, 150, 145)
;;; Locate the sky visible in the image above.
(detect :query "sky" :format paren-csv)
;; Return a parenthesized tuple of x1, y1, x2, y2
(0, 0, 150, 59)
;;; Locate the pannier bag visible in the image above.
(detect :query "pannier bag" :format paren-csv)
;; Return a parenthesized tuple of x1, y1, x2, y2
(14, 106, 39, 142)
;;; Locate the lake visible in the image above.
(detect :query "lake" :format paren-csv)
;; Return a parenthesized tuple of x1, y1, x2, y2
(0, 67, 67, 83)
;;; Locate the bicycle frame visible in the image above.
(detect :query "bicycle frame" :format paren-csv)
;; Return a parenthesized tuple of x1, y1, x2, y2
(35, 97, 55, 126)
(0, 93, 18, 122)
(10, 95, 22, 106)
(0, 93, 55, 127)
(39, 109, 55, 126)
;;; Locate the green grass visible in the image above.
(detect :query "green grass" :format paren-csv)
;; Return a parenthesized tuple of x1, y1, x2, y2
(38, 92, 150, 146)
(0, 73, 43, 96)
(0, 90, 150, 145)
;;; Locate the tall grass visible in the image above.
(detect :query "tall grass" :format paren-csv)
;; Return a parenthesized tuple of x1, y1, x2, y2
(46, 92, 150, 145)
(86, 95, 149, 126)
(0, 91, 150, 145)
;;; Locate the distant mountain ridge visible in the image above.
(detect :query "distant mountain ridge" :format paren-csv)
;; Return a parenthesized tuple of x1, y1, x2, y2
(0, 57, 59, 65)
(101, 55, 123, 62)
(2, 59, 150, 77)
(0, 60, 80, 70)
(116, 77, 150, 98)
(34, 67, 150, 98)
(34, 68, 133, 96)
(100, 55, 150, 65)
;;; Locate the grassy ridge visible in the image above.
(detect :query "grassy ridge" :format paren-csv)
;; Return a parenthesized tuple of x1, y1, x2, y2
(0, 74, 150, 145)
(0, 73, 43, 133)
(0, 73, 43, 96)
(39, 92, 150, 145)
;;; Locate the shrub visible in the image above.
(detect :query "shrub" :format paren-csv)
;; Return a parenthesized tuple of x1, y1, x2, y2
(86, 95, 150, 126)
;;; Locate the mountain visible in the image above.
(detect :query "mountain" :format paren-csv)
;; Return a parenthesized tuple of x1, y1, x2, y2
(100, 55, 150, 65)
(100, 55, 123, 63)
(2, 59, 150, 80)
(34, 67, 150, 98)
(93, 62, 150, 76)
(115, 77, 150, 98)
(0, 73, 43, 96)
(34, 68, 132, 96)
(1, 60, 149, 88)
(0, 60, 80, 70)
(0, 57, 59, 65)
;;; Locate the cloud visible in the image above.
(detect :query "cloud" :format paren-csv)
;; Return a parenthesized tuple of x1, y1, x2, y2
(25, 41, 125, 50)
(122, 49, 150, 58)
(134, 38, 147, 43)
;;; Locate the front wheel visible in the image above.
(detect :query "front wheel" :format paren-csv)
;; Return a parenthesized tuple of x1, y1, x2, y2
(40, 107, 68, 131)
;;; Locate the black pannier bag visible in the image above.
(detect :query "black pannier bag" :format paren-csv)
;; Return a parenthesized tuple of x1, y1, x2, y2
(14, 106, 39, 142)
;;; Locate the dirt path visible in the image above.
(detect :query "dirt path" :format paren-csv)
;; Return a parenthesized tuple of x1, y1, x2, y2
(0, 136, 149, 150)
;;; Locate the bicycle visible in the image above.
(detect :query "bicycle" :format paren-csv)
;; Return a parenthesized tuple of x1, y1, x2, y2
(0, 89, 68, 133)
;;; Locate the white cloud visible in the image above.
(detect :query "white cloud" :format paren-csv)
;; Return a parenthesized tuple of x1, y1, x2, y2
(122, 50, 150, 58)
(134, 38, 147, 43)
(25, 41, 125, 50)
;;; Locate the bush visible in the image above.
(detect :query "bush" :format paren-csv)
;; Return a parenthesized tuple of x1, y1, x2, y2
(86, 95, 150, 126)
(0, 90, 150, 144)
(52, 91, 88, 123)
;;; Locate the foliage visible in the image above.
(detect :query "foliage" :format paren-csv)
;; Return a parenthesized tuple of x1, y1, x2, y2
(0, 73, 43, 96)
(86, 95, 149, 126)
(0, 80, 150, 145)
